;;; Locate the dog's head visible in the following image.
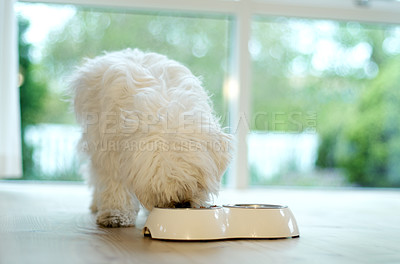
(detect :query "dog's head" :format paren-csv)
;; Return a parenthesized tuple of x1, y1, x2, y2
(123, 122, 233, 210)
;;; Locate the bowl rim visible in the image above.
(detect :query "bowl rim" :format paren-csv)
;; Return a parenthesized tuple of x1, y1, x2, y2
(153, 205, 222, 210)
(223, 204, 288, 209)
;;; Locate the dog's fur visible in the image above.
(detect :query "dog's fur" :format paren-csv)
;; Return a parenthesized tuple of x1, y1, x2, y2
(70, 49, 233, 227)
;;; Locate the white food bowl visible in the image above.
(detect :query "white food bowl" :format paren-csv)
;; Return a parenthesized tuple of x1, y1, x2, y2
(143, 204, 299, 240)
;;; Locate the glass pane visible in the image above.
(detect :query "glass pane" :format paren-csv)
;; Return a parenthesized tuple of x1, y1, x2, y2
(250, 16, 400, 187)
(16, 3, 231, 181)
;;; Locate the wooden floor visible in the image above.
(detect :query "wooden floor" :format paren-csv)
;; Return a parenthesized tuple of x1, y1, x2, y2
(0, 181, 399, 264)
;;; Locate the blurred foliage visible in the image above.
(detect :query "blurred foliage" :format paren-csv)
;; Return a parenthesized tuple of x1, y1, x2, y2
(335, 57, 400, 187)
(41, 9, 231, 123)
(19, 17, 48, 129)
(18, 16, 49, 179)
(251, 18, 393, 132)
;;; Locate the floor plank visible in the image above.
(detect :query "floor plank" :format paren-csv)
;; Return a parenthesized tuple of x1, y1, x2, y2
(0, 182, 399, 264)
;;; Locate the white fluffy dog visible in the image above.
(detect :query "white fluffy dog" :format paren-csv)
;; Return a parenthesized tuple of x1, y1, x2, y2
(70, 49, 233, 227)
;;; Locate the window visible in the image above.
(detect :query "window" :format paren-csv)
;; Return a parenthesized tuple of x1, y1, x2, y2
(250, 17, 400, 187)
(15, 2, 231, 181)
(3, 0, 400, 188)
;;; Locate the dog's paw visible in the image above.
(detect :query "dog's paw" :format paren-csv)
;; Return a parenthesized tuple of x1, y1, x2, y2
(96, 209, 136, 228)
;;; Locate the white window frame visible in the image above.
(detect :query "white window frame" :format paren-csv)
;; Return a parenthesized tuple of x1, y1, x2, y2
(0, 0, 21, 178)
(3, 0, 400, 186)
